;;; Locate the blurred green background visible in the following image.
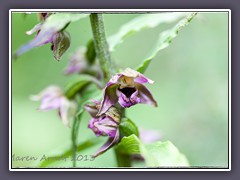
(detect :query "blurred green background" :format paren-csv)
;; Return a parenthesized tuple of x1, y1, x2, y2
(12, 12, 228, 168)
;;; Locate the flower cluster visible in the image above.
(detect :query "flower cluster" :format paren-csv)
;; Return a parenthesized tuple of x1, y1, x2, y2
(85, 68, 157, 156)
(31, 86, 77, 127)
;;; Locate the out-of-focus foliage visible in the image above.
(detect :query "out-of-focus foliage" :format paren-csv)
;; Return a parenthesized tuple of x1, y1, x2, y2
(108, 12, 190, 51)
(136, 13, 197, 73)
(116, 134, 189, 167)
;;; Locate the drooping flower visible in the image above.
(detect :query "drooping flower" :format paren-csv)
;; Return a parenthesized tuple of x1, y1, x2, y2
(31, 85, 77, 127)
(84, 100, 121, 157)
(98, 68, 157, 115)
(64, 46, 99, 77)
(15, 15, 70, 61)
(64, 48, 87, 75)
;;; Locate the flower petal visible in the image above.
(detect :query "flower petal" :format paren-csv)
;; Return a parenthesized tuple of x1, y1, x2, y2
(30, 85, 63, 110)
(64, 48, 87, 75)
(26, 23, 43, 35)
(38, 95, 62, 110)
(93, 129, 120, 158)
(121, 68, 154, 84)
(14, 28, 56, 58)
(117, 90, 140, 108)
(88, 118, 102, 136)
(88, 118, 96, 129)
(59, 97, 77, 127)
(107, 74, 122, 86)
(96, 116, 118, 137)
(30, 85, 62, 100)
(97, 84, 118, 115)
(134, 75, 154, 84)
(136, 83, 158, 107)
(84, 104, 98, 118)
(121, 68, 139, 78)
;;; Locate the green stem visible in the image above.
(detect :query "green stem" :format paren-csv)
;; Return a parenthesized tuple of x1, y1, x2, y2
(90, 13, 114, 83)
(90, 13, 129, 168)
(115, 148, 132, 167)
(71, 115, 81, 167)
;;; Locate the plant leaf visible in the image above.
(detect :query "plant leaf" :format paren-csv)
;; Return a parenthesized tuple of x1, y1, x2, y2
(108, 12, 191, 52)
(144, 141, 189, 167)
(85, 39, 96, 65)
(64, 78, 91, 99)
(64, 75, 103, 99)
(39, 138, 99, 167)
(136, 12, 197, 74)
(116, 134, 189, 167)
(14, 13, 89, 57)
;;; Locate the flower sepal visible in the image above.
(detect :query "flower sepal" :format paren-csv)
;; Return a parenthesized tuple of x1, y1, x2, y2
(51, 31, 71, 61)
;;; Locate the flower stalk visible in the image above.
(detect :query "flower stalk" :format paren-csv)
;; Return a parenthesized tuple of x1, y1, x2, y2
(114, 147, 132, 167)
(90, 13, 128, 167)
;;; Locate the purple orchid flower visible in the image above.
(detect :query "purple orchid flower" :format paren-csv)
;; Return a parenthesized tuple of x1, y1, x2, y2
(31, 85, 77, 127)
(98, 68, 157, 115)
(15, 15, 70, 61)
(85, 100, 121, 157)
(64, 48, 88, 75)
(64, 47, 100, 77)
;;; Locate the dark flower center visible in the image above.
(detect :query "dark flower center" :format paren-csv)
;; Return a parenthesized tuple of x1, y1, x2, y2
(119, 87, 136, 98)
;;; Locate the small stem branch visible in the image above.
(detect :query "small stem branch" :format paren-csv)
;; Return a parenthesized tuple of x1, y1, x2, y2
(71, 115, 81, 167)
(90, 13, 114, 83)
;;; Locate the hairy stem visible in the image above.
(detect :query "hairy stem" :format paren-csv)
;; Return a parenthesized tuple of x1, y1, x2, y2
(90, 13, 130, 168)
(90, 14, 114, 83)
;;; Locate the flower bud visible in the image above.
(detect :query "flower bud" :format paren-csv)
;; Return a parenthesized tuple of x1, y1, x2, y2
(51, 31, 71, 61)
